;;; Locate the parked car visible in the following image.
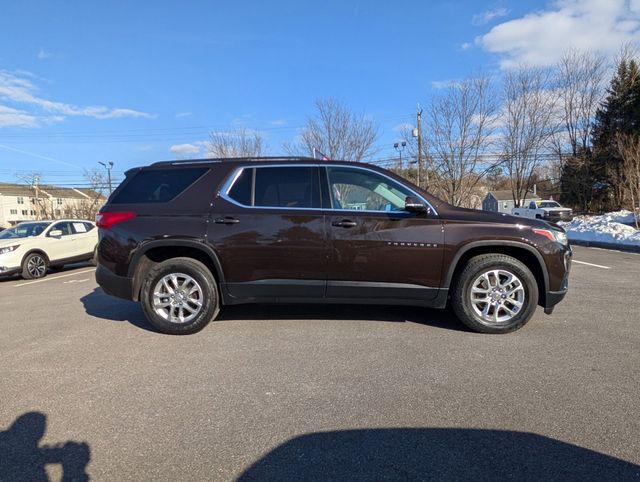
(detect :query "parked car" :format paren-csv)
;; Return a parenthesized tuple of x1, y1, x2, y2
(0, 220, 98, 279)
(96, 157, 571, 335)
(512, 200, 573, 222)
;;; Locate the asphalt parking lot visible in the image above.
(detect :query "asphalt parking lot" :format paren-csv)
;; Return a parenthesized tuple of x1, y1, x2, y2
(0, 245, 639, 480)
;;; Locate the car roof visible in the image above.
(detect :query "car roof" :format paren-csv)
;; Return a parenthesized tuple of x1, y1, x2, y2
(18, 219, 94, 224)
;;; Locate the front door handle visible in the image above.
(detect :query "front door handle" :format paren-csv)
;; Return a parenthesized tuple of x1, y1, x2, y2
(331, 219, 357, 228)
(214, 216, 240, 225)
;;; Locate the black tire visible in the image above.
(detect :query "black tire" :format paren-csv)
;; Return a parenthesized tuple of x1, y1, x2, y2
(451, 254, 539, 334)
(140, 257, 219, 335)
(22, 252, 48, 280)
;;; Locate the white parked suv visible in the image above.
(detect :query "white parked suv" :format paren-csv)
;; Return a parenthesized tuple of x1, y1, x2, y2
(512, 200, 573, 223)
(0, 220, 98, 279)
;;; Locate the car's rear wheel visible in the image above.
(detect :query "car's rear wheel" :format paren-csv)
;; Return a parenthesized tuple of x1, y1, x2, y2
(22, 252, 48, 279)
(451, 254, 538, 334)
(140, 257, 219, 335)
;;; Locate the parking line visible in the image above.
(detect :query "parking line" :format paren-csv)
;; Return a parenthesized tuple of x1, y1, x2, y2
(573, 260, 611, 269)
(14, 268, 96, 287)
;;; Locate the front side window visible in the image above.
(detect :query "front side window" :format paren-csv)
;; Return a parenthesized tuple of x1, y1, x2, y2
(326, 167, 416, 212)
(226, 166, 320, 209)
(49, 222, 73, 236)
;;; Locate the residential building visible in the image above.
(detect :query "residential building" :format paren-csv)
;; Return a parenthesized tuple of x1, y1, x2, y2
(0, 182, 105, 228)
(482, 189, 540, 214)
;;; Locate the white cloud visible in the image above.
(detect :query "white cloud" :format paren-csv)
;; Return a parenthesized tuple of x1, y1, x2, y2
(169, 143, 202, 157)
(431, 79, 459, 89)
(0, 70, 153, 127)
(478, 0, 640, 69)
(393, 122, 414, 133)
(37, 48, 52, 60)
(460, 42, 472, 51)
(175, 111, 192, 118)
(0, 105, 38, 127)
(269, 118, 287, 126)
(472, 7, 509, 26)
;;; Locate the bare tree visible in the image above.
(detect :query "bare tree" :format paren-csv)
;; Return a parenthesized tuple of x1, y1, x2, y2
(290, 98, 379, 161)
(72, 169, 108, 220)
(500, 66, 558, 206)
(615, 133, 640, 228)
(206, 127, 265, 158)
(425, 75, 498, 207)
(553, 49, 606, 158)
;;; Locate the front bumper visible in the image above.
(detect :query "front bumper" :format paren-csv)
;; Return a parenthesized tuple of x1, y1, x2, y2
(95, 265, 134, 301)
(543, 213, 573, 222)
(0, 266, 20, 277)
(543, 249, 571, 314)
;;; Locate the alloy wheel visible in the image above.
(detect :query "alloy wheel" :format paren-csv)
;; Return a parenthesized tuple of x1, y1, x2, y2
(27, 255, 46, 278)
(152, 273, 204, 324)
(470, 269, 526, 325)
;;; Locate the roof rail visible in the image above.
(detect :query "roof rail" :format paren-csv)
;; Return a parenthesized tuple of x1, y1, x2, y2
(151, 156, 318, 167)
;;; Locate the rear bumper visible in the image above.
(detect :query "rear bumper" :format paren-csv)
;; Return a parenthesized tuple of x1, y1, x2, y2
(95, 265, 134, 301)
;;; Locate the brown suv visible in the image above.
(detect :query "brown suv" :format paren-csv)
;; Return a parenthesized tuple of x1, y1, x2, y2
(95, 157, 571, 335)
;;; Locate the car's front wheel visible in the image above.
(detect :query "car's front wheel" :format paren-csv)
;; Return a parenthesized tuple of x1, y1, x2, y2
(140, 257, 219, 335)
(22, 252, 48, 280)
(451, 254, 539, 334)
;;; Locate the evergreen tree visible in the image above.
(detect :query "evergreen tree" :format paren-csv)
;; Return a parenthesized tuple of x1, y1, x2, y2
(591, 59, 640, 208)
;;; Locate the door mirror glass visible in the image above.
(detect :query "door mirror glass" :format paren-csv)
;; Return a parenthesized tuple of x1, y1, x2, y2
(405, 196, 427, 213)
(48, 229, 62, 238)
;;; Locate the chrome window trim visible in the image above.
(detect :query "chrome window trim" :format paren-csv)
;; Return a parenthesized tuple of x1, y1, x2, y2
(219, 163, 438, 216)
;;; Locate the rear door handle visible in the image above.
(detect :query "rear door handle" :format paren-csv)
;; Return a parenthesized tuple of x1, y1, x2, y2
(331, 219, 357, 228)
(214, 216, 240, 225)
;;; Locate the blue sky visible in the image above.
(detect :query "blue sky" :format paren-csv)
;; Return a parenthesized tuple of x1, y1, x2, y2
(1, 0, 639, 185)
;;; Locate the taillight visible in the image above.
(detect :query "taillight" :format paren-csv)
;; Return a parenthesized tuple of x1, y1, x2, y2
(96, 211, 136, 229)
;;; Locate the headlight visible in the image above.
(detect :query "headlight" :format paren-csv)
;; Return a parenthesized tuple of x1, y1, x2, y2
(0, 245, 19, 255)
(532, 229, 569, 245)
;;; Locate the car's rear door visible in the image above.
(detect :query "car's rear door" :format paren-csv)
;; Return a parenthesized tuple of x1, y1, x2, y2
(322, 165, 444, 303)
(70, 221, 97, 256)
(208, 164, 329, 301)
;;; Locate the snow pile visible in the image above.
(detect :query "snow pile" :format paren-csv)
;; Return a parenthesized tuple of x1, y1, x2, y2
(558, 210, 640, 247)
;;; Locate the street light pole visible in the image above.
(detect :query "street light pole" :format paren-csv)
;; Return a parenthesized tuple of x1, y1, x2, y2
(394, 141, 407, 165)
(99, 161, 114, 195)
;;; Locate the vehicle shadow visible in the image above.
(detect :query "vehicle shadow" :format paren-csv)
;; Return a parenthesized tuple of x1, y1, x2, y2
(237, 428, 640, 481)
(0, 262, 94, 283)
(80, 287, 468, 333)
(0, 411, 91, 481)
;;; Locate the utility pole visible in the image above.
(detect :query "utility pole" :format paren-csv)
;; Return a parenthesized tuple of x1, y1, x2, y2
(416, 106, 423, 188)
(33, 174, 41, 220)
(99, 161, 114, 195)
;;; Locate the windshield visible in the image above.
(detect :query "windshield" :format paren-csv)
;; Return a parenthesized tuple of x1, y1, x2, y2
(0, 222, 51, 239)
(538, 201, 561, 208)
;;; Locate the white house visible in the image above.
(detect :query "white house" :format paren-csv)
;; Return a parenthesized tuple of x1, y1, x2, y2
(482, 189, 540, 214)
(0, 182, 105, 228)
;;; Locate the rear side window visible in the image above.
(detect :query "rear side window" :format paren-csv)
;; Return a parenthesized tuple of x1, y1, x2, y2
(226, 166, 320, 209)
(111, 168, 207, 204)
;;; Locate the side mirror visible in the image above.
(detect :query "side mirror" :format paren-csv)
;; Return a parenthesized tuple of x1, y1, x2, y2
(49, 229, 62, 238)
(405, 196, 427, 213)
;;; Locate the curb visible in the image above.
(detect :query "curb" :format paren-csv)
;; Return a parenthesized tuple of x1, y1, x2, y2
(569, 239, 640, 253)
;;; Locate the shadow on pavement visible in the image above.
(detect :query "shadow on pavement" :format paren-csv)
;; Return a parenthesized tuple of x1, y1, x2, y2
(80, 287, 467, 333)
(238, 428, 640, 481)
(0, 412, 90, 481)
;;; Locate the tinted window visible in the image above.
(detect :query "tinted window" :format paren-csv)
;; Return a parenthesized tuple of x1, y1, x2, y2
(252, 167, 319, 208)
(111, 168, 207, 204)
(227, 168, 253, 206)
(327, 167, 416, 212)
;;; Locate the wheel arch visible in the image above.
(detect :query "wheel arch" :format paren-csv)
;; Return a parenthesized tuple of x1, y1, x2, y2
(444, 241, 549, 307)
(128, 240, 224, 301)
(21, 249, 50, 267)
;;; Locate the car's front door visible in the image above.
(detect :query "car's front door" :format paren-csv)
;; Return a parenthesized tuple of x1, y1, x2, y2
(208, 165, 328, 301)
(323, 165, 444, 302)
(45, 221, 77, 262)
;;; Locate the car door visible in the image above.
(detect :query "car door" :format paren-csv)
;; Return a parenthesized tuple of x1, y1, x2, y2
(70, 221, 96, 256)
(208, 164, 329, 301)
(45, 221, 77, 262)
(323, 165, 444, 302)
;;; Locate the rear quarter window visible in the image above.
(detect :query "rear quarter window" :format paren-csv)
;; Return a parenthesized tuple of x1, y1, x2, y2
(111, 168, 207, 204)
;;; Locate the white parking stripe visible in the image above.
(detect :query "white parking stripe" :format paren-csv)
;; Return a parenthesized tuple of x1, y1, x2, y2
(14, 268, 96, 287)
(573, 260, 611, 269)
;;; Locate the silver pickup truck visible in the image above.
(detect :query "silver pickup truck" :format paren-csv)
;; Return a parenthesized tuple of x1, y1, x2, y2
(512, 200, 573, 222)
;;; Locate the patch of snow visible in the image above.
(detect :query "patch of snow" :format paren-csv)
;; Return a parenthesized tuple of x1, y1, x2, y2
(558, 210, 640, 247)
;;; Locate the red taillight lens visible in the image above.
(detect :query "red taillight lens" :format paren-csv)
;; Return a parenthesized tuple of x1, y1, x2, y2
(532, 228, 555, 242)
(96, 211, 136, 229)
